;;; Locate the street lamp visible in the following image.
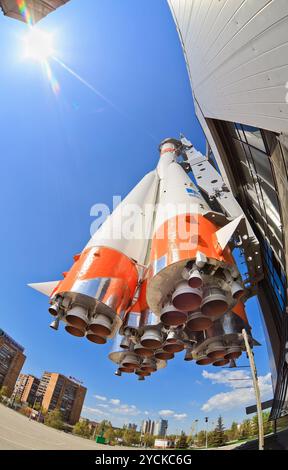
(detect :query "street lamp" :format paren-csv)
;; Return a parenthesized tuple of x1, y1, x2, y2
(205, 417, 209, 449)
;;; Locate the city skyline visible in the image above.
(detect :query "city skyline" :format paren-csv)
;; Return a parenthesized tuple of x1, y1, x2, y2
(0, 0, 273, 435)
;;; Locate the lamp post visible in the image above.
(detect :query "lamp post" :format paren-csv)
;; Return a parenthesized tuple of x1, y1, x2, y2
(242, 328, 264, 450)
(205, 417, 209, 449)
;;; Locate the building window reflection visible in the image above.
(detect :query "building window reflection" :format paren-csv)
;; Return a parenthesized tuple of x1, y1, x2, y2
(225, 121, 287, 315)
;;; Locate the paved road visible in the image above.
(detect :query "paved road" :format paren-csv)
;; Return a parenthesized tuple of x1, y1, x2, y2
(0, 405, 132, 450)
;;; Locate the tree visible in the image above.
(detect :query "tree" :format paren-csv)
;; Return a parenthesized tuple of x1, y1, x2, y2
(240, 419, 252, 439)
(251, 412, 273, 436)
(211, 416, 226, 447)
(227, 421, 239, 442)
(178, 431, 189, 449)
(33, 403, 41, 412)
(95, 420, 112, 436)
(73, 420, 91, 438)
(0, 386, 9, 400)
(142, 433, 154, 448)
(104, 426, 115, 444)
(44, 409, 64, 430)
(122, 428, 140, 446)
(196, 430, 206, 447)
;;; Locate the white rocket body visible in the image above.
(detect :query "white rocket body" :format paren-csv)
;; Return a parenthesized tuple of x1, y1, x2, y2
(29, 137, 253, 376)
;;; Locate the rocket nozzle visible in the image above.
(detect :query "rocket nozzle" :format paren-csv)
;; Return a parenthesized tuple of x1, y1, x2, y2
(86, 330, 107, 344)
(224, 345, 242, 360)
(172, 281, 202, 311)
(89, 314, 112, 338)
(186, 311, 212, 332)
(66, 305, 89, 329)
(201, 287, 228, 318)
(154, 350, 175, 360)
(140, 328, 163, 350)
(213, 358, 229, 367)
(48, 298, 62, 316)
(188, 269, 203, 289)
(65, 324, 85, 337)
(160, 302, 188, 326)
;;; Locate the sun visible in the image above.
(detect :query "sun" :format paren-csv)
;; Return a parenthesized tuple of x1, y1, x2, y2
(23, 28, 54, 62)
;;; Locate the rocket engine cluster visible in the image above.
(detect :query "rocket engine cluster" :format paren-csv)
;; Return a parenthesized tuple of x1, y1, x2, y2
(30, 137, 256, 380)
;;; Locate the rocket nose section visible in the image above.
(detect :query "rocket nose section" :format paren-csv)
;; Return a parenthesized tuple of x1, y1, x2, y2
(28, 281, 60, 297)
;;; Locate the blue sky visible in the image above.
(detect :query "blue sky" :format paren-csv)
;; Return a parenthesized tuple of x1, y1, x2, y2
(0, 0, 272, 434)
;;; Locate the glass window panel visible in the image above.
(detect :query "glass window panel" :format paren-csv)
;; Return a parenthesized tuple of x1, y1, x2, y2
(241, 125, 266, 152)
(259, 180, 281, 234)
(236, 123, 247, 141)
(248, 145, 273, 186)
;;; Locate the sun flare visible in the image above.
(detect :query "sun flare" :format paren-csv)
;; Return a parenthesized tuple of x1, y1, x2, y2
(23, 28, 54, 62)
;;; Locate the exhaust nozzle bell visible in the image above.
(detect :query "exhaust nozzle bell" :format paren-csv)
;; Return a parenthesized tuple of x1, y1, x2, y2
(140, 328, 163, 350)
(224, 345, 242, 360)
(138, 376, 145, 381)
(86, 330, 107, 344)
(122, 353, 140, 369)
(135, 369, 151, 377)
(231, 281, 244, 300)
(160, 302, 188, 326)
(162, 331, 184, 353)
(154, 349, 175, 360)
(65, 323, 85, 337)
(89, 314, 112, 338)
(120, 336, 131, 349)
(188, 269, 203, 289)
(48, 298, 62, 316)
(134, 343, 154, 357)
(172, 281, 202, 311)
(115, 369, 122, 377)
(196, 354, 213, 365)
(213, 358, 229, 367)
(184, 349, 193, 361)
(66, 305, 89, 329)
(207, 341, 227, 359)
(141, 358, 157, 373)
(201, 286, 228, 318)
(186, 311, 213, 331)
(49, 317, 60, 330)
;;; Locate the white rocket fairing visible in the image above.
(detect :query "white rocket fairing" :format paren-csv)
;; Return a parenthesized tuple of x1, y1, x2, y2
(30, 137, 256, 378)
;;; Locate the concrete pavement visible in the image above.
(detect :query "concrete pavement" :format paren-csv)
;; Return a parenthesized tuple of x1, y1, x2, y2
(0, 404, 132, 450)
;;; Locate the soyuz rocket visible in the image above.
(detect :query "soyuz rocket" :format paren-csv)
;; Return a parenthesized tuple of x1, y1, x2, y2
(30, 137, 255, 379)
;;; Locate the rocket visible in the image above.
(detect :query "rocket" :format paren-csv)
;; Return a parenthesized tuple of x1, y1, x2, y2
(30, 137, 256, 379)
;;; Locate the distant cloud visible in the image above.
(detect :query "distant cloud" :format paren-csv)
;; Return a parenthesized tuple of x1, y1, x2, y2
(159, 409, 174, 417)
(173, 413, 188, 421)
(202, 369, 250, 385)
(110, 398, 121, 405)
(113, 404, 140, 416)
(159, 409, 188, 420)
(94, 395, 107, 401)
(83, 406, 108, 416)
(201, 370, 273, 412)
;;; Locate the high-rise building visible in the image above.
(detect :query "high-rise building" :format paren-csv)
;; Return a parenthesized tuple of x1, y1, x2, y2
(154, 419, 168, 437)
(12, 373, 40, 405)
(141, 419, 155, 435)
(141, 419, 167, 436)
(168, 0, 288, 421)
(36, 372, 87, 425)
(0, 329, 26, 397)
(127, 423, 137, 431)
